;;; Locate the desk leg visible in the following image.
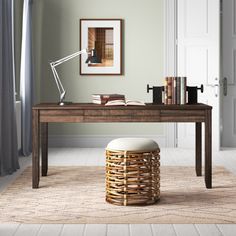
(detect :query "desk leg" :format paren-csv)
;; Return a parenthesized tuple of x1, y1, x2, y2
(195, 122, 202, 176)
(41, 122, 48, 176)
(205, 109, 212, 189)
(32, 110, 40, 188)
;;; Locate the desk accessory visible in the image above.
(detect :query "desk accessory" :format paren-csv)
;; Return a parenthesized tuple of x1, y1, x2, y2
(105, 100, 145, 106)
(80, 19, 122, 75)
(147, 84, 164, 104)
(50, 49, 101, 106)
(92, 94, 125, 104)
(147, 78, 203, 105)
(163, 77, 187, 105)
(187, 85, 204, 104)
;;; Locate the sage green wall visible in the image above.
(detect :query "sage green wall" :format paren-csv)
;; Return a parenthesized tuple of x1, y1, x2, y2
(33, 0, 164, 136)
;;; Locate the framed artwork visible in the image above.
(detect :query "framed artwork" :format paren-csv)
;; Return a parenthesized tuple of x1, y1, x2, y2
(80, 19, 122, 75)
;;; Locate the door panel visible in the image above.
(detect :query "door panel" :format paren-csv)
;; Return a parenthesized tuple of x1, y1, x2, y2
(177, 0, 220, 150)
(186, 47, 208, 85)
(185, 0, 209, 37)
(222, 0, 236, 147)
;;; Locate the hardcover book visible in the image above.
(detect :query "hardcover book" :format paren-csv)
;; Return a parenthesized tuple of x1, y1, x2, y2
(165, 77, 174, 105)
(180, 77, 187, 104)
(175, 77, 181, 105)
(167, 77, 173, 105)
(105, 100, 146, 106)
(172, 77, 176, 104)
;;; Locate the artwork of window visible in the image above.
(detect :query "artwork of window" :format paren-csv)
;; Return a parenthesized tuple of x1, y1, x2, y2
(80, 19, 122, 75)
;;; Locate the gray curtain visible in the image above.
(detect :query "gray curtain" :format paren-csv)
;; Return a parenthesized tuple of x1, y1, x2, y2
(0, 0, 20, 175)
(20, 0, 34, 156)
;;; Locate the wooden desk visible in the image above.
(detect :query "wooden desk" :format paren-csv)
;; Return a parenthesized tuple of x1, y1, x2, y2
(32, 103, 212, 189)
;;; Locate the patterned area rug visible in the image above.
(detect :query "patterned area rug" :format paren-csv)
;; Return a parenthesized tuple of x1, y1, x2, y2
(0, 166, 236, 223)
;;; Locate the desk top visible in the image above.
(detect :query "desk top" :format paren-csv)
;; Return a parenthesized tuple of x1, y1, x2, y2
(33, 103, 212, 110)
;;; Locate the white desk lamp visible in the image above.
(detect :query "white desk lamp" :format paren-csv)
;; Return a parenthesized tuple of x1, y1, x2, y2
(50, 48, 101, 105)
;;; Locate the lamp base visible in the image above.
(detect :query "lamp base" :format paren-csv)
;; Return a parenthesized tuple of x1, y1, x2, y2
(58, 101, 73, 106)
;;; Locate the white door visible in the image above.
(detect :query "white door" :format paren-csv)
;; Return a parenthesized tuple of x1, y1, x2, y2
(177, 0, 220, 150)
(221, 0, 236, 147)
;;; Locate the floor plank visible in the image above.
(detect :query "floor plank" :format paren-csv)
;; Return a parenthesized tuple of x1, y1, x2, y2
(195, 224, 222, 236)
(151, 224, 176, 236)
(37, 224, 63, 236)
(14, 224, 41, 236)
(60, 224, 85, 236)
(130, 224, 153, 236)
(0, 224, 19, 236)
(83, 224, 107, 236)
(107, 224, 130, 236)
(173, 224, 199, 236)
(217, 224, 236, 236)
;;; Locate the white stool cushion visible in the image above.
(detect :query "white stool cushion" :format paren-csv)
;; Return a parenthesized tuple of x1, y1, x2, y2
(106, 138, 159, 152)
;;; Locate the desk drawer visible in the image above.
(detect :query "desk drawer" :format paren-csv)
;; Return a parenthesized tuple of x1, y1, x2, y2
(160, 110, 205, 122)
(84, 110, 161, 122)
(84, 109, 161, 117)
(40, 110, 84, 122)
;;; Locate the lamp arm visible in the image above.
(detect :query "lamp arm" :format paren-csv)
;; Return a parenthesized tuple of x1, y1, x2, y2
(50, 65, 65, 103)
(51, 49, 87, 67)
(49, 48, 88, 105)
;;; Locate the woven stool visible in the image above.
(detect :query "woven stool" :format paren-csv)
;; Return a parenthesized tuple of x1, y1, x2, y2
(106, 138, 160, 206)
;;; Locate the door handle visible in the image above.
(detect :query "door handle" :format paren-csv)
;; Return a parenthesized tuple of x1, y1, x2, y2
(207, 78, 219, 97)
(223, 77, 227, 96)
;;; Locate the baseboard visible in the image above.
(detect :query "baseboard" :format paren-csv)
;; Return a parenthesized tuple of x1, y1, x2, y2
(48, 135, 167, 148)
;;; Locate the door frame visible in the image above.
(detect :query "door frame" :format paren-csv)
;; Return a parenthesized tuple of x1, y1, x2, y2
(164, 0, 178, 147)
(164, 0, 222, 149)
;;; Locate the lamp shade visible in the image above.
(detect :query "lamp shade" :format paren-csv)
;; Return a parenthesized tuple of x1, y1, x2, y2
(85, 49, 101, 64)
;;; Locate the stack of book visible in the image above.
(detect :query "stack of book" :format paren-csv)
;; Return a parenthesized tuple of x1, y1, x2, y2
(92, 94, 125, 104)
(164, 77, 187, 105)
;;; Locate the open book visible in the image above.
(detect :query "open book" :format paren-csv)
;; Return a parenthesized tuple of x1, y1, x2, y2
(105, 99, 146, 106)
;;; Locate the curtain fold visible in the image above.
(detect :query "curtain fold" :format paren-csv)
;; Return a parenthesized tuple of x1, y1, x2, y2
(0, 0, 20, 176)
(20, 0, 34, 156)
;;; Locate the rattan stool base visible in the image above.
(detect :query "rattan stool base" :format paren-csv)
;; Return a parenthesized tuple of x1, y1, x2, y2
(106, 149, 160, 206)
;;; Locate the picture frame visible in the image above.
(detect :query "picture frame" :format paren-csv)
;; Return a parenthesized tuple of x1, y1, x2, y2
(80, 19, 122, 75)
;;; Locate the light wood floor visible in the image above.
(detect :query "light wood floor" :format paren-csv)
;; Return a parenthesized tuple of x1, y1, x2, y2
(1, 148, 236, 236)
